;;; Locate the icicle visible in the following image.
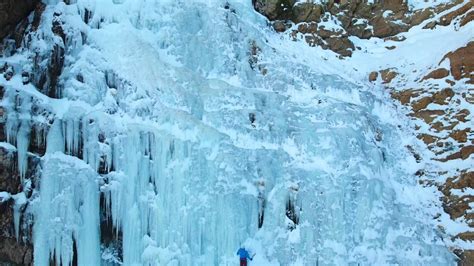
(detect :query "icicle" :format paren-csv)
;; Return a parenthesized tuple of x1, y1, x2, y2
(4, 90, 32, 181)
(122, 205, 142, 265)
(82, 115, 102, 171)
(62, 109, 83, 157)
(12, 192, 27, 240)
(5, 112, 19, 145)
(75, 168, 101, 266)
(46, 119, 64, 154)
(4, 89, 19, 146)
(16, 121, 31, 181)
(102, 170, 125, 234)
(34, 153, 101, 266)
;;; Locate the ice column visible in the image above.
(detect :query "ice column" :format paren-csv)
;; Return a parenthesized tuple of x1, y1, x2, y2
(34, 120, 100, 266)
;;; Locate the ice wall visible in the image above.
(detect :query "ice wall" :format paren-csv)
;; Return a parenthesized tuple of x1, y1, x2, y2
(34, 152, 101, 266)
(0, 0, 456, 265)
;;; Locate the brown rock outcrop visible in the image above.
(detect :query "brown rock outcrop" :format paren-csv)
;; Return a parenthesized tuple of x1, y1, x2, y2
(432, 88, 454, 105)
(412, 96, 432, 111)
(423, 68, 450, 80)
(379, 0, 407, 12)
(441, 145, 474, 161)
(444, 172, 474, 191)
(441, 41, 474, 83)
(272, 20, 288, 32)
(412, 109, 444, 123)
(409, 8, 434, 26)
(391, 89, 421, 105)
(450, 129, 470, 143)
(369, 71, 378, 82)
(441, 171, 474, 259)
(253, 0, 295, 21)
(457, 250, 474, 266)
(295, 22, 354, 56)
(380, 68, 398, 83)
(293, 3, 323, 23)
(255, 0, 471, 58)
(371, 15, 410, 38)
(418, 133, 438, 145)
(438, 1, 473, 26)
(455, 109, 470, 122)
(460, 10, 474, 27)
(457, 231, 474, 241)
(324, 36, 354, 57)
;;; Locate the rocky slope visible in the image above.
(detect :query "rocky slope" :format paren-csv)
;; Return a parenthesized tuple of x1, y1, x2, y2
(0, 0, 472, 265)
(253, 0, 473, 264)
(256, 0, 471, 56)
(389, 38, 474, 266)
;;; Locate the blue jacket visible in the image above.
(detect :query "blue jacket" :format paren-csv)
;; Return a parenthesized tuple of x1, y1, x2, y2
(236, 248, 251, 260)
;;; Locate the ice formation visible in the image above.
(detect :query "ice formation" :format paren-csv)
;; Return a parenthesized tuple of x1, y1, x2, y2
(0, 0, 460, 265)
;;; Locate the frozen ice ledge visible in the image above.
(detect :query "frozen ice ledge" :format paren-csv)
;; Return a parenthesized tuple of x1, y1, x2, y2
(0, 0, 458, 265)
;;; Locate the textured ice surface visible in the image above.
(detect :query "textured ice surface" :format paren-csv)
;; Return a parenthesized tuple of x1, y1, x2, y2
(34, 152, 101, 266)
(0, 0, 459, 265)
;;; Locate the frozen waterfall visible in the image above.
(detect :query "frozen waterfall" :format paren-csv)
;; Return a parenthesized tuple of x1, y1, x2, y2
(1, 0, 456, 265)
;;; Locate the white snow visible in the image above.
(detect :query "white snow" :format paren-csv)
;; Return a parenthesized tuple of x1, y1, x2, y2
(0, 191, 11, 202)
(407, 0, 454, 10)
(0, 141, 16, 151)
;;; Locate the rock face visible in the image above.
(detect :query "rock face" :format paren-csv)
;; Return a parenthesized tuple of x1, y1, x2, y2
(254, 0, 295, 21)
(388, 37, 473, 265)
(379, 0, 405, 11)
(0, 128, 35, 265)
(424, 1, 472, 29)
(254, 0, 323, 22)
(0, 1, 40, 264)
(0, 0, 39, 40)
(292, 2, 323, 23)
(357, 1, 473, 263)
(369, 71, 378, 82)
(294, 22, 354, 56)
(0, 236, 33, 265)
(380, 68, 398, 84)
(441, 41, 474, 83)
(254, 0, 461, 56)
(423, 68, 450, 80)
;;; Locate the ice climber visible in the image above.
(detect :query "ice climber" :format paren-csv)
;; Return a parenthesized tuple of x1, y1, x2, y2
(236, 247, 253, 266)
